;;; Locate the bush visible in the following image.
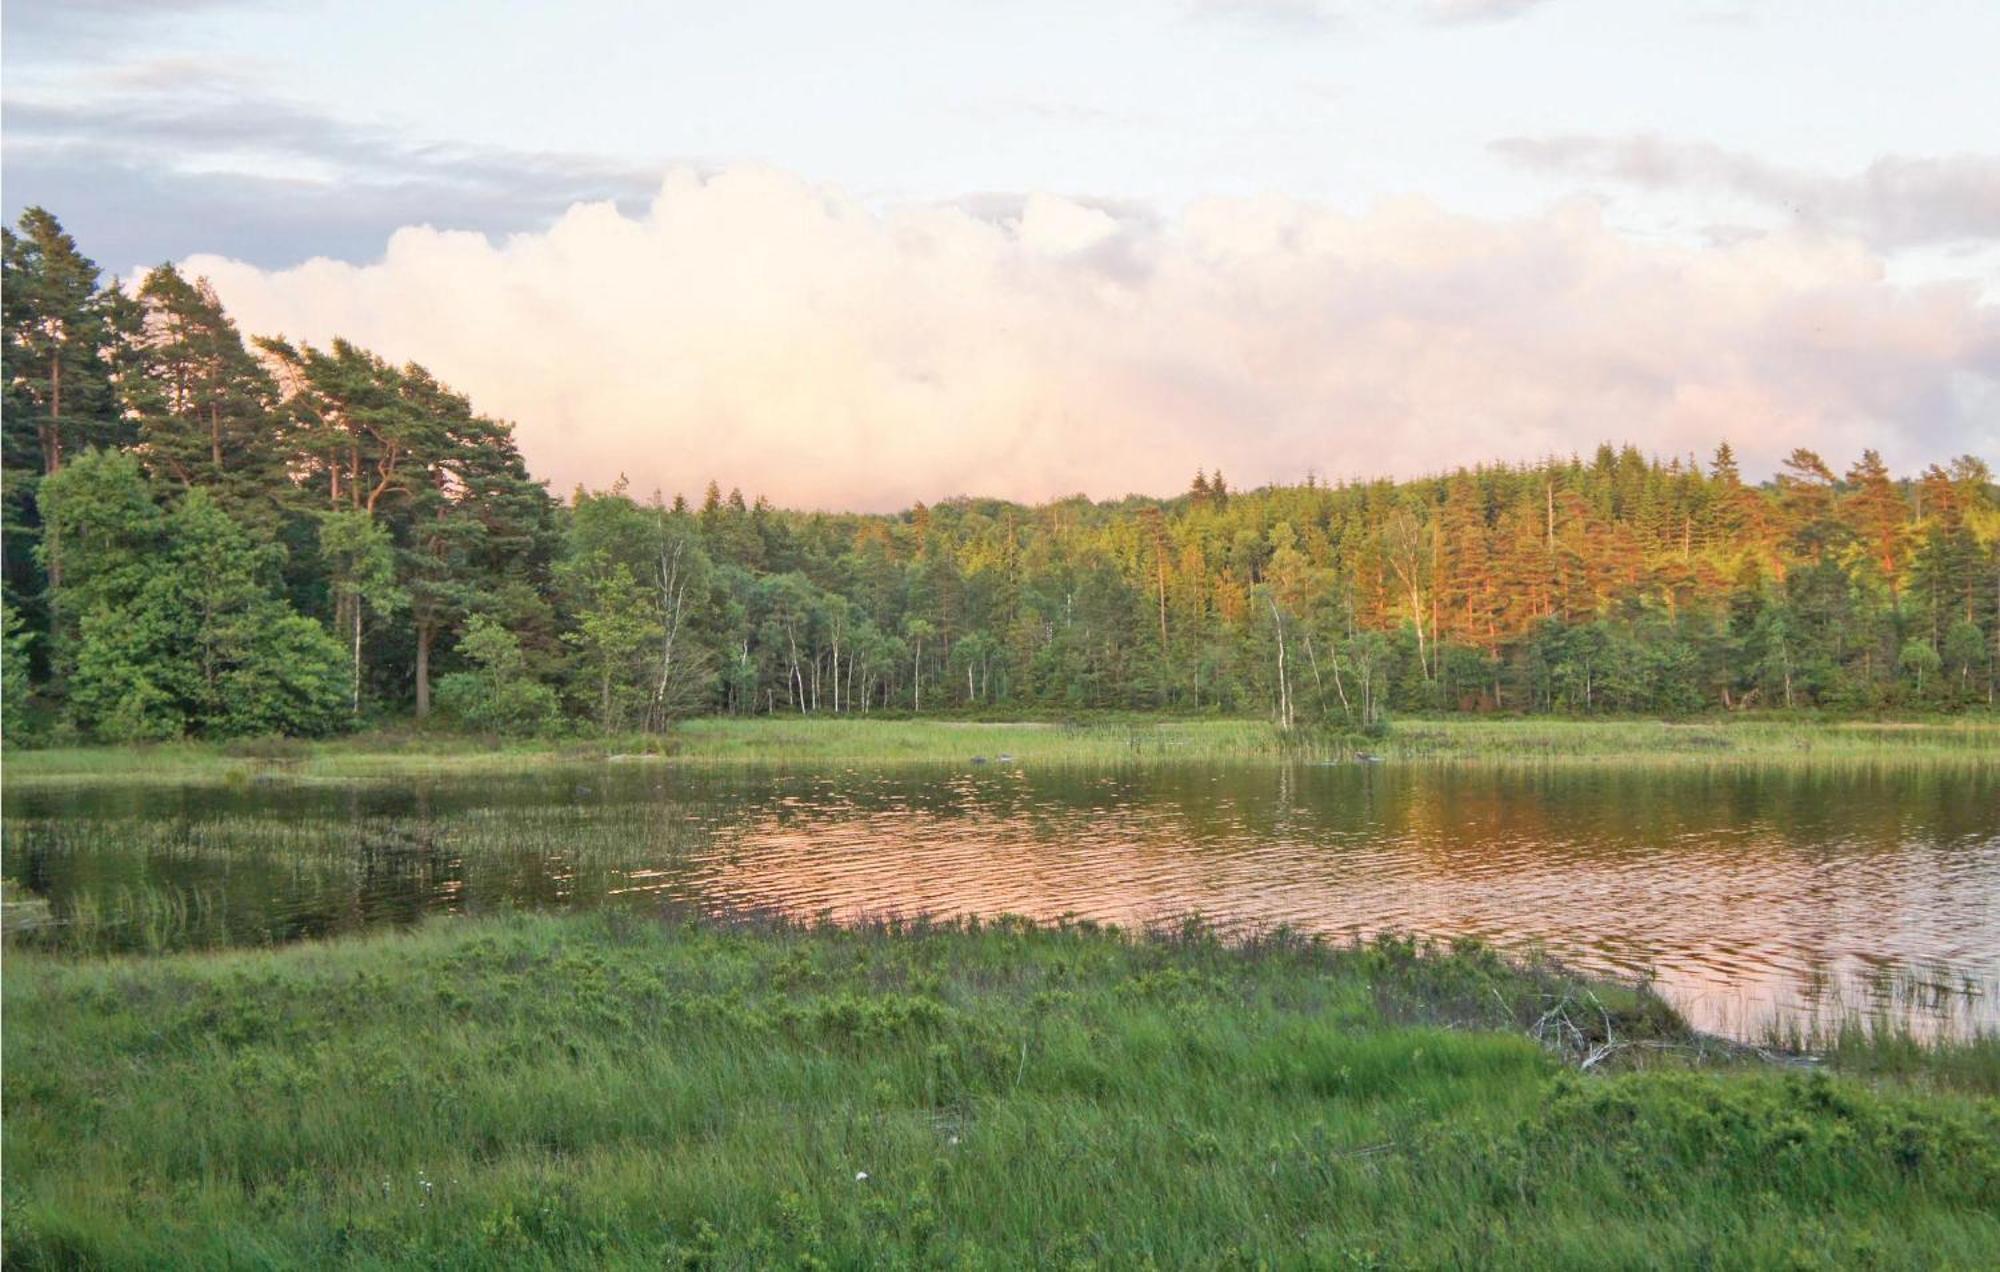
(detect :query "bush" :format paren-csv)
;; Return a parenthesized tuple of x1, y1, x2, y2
(434, 616, 563, 737)
(2, 601, 33, 743)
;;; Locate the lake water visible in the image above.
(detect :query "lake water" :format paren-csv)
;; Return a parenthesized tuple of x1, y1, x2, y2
(6, 762, 1997, 1038)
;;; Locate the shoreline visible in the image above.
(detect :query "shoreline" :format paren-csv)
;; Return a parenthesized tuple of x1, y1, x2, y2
(5, 714, 1997, 787)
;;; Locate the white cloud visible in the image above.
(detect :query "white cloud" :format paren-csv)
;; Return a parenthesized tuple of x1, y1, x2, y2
(1424, 0, 1553, 25)
(1185, 0, 1341, 31)
(188, 166, 2000, 511)
(1186, 0, 1552, 29)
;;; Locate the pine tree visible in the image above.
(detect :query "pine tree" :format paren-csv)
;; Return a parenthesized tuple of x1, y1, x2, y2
(1843, 450, 1908, 592)
(1909, 466, 1982, 643)
(1777, 448, 1850, 564)
(125, 264, 288, 526)
(1, 209, 129, 478)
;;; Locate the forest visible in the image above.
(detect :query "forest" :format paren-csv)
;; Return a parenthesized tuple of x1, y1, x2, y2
(4, 207, 1997, 743)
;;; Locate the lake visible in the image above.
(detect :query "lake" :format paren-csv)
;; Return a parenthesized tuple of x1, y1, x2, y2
(6, 761, 1997, 1038)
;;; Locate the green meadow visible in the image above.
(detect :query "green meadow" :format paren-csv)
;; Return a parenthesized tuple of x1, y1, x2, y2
(4, 913, 1998, 1269)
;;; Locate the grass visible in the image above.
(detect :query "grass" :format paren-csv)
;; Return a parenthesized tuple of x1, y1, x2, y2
(4, 714, 1997, 786)
(0, 803, 721, 956)
(5, 913, 1997, 1268)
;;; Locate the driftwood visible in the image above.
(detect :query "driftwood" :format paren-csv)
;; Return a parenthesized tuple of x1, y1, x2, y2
(1525, 984, 1820, 1072)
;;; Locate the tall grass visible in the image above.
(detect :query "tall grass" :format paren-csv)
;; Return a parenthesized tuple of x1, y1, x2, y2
(6, 715, 1996, 786)
(6, 913, 1996, 1267)
(1, 803, 723, 955)
(1379, 716, 2000, 764)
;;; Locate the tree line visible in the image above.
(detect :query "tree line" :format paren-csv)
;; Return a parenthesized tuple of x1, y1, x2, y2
(4, 207, 1996, 742)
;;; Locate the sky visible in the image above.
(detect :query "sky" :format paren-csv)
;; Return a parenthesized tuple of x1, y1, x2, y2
(4, 0, 1997, 509)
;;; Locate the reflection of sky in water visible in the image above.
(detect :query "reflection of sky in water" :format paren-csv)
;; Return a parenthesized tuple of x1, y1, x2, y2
(7, 763, 1997, 1039)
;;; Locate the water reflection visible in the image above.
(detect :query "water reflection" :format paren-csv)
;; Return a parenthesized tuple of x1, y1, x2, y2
(5, 762, 1996, 1038)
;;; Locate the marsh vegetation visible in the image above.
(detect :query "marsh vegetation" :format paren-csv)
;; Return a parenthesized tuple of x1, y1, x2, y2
(6, 738, 1996, 1044)
(6, 715, 1998, 786)
(6, 914, 1997, 1268)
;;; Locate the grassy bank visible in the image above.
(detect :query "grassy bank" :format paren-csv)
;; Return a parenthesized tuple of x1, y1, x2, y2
(5, 714, 1997, 786)
(5, 914, 1997, 1268)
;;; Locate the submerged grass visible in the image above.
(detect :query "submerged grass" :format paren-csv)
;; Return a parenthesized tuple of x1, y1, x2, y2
(1, 802, 723, 955)
(5, 913, 1997, 1268)
(5, 714, 1996, 786)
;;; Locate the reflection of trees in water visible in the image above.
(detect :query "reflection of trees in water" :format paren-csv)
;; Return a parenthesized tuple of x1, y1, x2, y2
(5, 766, 1994, 1033)
(686, 765, 1998, 1036)
(717, 764, 1987, 865)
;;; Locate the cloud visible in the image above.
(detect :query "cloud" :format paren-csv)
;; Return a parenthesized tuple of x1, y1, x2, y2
(2, 63, 679, 267)
(1, 0, 272, 59)
(183, 167, 1999, 511)
(1424, 0, 1554, 25)
(1187, 0, 1342, 31)
(1188, 0, 1551, 29)
(1493, 134, 2000, 249)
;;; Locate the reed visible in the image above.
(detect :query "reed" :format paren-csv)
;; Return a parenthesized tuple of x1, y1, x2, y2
(5, 714, 1995, 787)
(6, 913, 1996, 1267)
(1, 803, 725, 955)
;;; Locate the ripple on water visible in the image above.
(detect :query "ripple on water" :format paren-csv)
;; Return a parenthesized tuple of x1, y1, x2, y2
(4, 763, 1996, 1039)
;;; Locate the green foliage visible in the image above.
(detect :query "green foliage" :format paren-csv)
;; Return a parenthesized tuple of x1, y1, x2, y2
(434, 615, 562, 736)
(7, 716, 1998, 790)
(214, 610, 352, 738)
(1943, 618, 1988, 698)
(7, 208, 1999, 739)
(123, 263, 289, 525)
(558, 548, 660, 732)
(1901, 638, 1944, 697)
(2, 207, 133, 476)
(34, 445, 162, 613)
(6, 915, 1996, 1267)
(318, 510, 403, 620)
(1, 601, 33, 741)
(38, 454, 347, 740)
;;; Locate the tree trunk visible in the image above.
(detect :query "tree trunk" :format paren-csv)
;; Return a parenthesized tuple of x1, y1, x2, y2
(415, 620, 432, 720)
(351, 606, 364, 716)
(1266, 594, 1292, 730)
(1408, 584, 1428, 680)
(1328, 645, 1352, 721)
(43, 358, 64, 586)
(47, 354, 63, 474)
(787, 626, 807, 715)
(652, 566, 686, 732)
(1302, 631, 1328, 720)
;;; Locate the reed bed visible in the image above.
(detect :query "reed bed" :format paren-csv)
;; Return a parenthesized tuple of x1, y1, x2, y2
(1, 803, 724, 955)
(5, 715, 1996, 787)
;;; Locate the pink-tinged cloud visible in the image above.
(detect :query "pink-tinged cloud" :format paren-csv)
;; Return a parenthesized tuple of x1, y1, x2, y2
(185, 167, 1999, 511)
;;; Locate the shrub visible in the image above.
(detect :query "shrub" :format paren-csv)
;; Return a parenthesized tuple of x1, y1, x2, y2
(435, 616, 563, 737)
